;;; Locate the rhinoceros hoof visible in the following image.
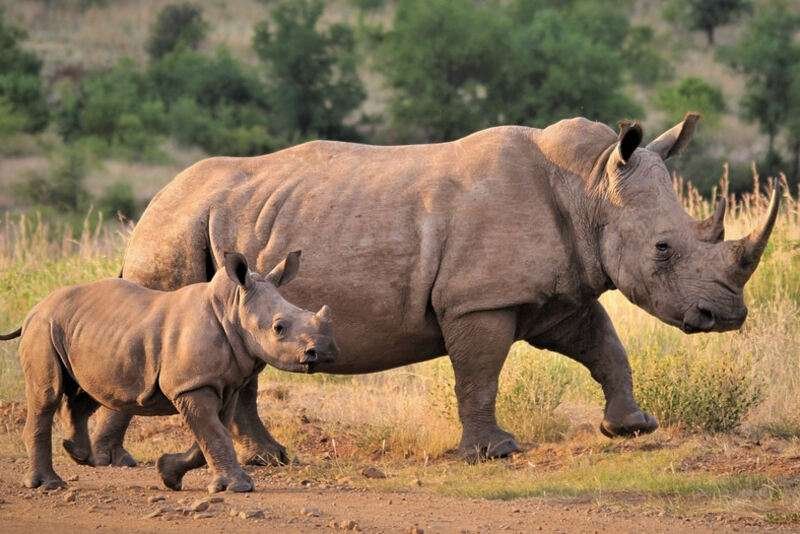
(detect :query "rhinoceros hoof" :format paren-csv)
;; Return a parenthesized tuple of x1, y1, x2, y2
(156, 454, 184, 491)
(23, 471, 66, 490)
(600, 411, 659, 438)
(62, 439, 95, 466)
(93, 445, 137, 468)
(207, 472, 254, 494)
(460, 434, 521, 464)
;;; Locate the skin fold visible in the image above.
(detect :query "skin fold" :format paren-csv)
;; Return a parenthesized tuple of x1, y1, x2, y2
(88, 114, 779, 464)
(5, 252, 338, 491)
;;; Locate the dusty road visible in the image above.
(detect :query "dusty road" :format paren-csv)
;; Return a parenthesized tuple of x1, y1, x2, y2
(0, 456, 782, 533)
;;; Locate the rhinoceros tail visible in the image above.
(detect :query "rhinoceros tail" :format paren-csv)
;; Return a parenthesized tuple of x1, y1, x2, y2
(0, 327, 21, 340)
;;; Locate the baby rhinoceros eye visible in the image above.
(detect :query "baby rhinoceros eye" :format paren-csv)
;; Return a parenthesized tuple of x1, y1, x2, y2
(655, 241, 670, 253)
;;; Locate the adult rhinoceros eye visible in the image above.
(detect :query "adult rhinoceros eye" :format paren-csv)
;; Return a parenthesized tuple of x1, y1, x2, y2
(655, 241, 670, 253)
(273, 321, 286, 336)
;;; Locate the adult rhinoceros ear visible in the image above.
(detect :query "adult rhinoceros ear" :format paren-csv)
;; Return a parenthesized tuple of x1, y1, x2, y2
(266, 250, 301, 288)
(224, 252, 250, 288)
(646, 112, 700, 160)
(610, 120, 643, 167)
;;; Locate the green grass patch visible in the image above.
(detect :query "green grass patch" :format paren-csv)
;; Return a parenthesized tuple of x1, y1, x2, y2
(435, 446, 770, 500)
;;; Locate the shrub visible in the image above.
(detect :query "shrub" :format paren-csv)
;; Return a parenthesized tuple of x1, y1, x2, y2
(496, 346, 574, 442)
(12, 147, 91, 212)
(146, 3, 208, 60)
(632, 349, 763, 433)
(98, 181, 138, 220)
(0, 10, 48, 133)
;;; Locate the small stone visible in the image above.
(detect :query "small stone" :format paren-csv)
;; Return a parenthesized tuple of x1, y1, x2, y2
(147, 485, 160, 491)
(67, 475, 79, 482)
(144, 509, 162, 519)
(207, 496, 224, 503)
(408, 528, 424, 534)
(301, 506, 321, 517)
(239, 509, 265, 519)
(413, 478, 422, 486)
(194, 512, 215, 519)
(360, 466, 386, 479)
(88, 505, 100, 512)
(229, 509, 239, 517)
(341, 519, 359, 530)
(63, 491, 76, 503)
(300, 479, 312, 486)
(148, 495, 165, 504)
(190, 499, 210, 512)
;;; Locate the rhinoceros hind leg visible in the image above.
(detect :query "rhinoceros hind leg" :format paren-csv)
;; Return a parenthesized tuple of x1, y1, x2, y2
(157, 443, 206, 491)
(230, 375, 289, 466)
(90, 408, 137, 467)
(443, 309, 520, 463)
(61, 391, 99, 466)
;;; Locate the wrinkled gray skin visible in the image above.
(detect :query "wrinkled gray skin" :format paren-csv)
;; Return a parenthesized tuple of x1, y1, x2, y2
(2, 252, 338, 491)
(89, 114, 780, 464)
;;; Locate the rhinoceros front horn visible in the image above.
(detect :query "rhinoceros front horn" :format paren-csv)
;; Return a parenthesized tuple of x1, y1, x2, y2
(730, 181, 781, 283)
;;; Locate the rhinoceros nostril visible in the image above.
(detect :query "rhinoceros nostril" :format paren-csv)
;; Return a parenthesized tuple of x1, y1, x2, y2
(302, 349, 318, 364)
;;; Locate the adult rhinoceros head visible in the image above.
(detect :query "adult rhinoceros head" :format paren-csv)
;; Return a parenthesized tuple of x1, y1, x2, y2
(597, 113, 781, 333)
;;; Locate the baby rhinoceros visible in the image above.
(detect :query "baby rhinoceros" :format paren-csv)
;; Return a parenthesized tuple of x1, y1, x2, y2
(0, 251, 338, 493)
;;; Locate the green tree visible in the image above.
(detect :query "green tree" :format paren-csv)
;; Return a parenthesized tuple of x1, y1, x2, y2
(253, 0, 366, 140)
(656, 77, 726, 127)
(719, 1, 800, 177)
(376, 0, 643, 142)
(0, 10, 48, 133)
(665, 0, 751, 45)
(146, 3, 208, 60)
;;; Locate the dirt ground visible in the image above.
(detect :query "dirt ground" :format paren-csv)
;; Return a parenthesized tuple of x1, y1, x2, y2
(0, 456, 792, 534)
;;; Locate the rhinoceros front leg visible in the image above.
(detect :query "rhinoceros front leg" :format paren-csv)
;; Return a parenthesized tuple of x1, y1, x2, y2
(443, 308, 520, 463)
(229, 375, 289, 466)
(538, 301, 657, 437)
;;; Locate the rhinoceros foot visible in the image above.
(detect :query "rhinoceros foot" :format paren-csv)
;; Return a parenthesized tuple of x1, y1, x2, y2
(600, 410, 658, 438)
(207, 471, 254, 494)
(92, 444, 137, 468)
(62, 439, 95, 466)
(157, 453, 186, 491)
(23, 471, 66, 490)
(459, 428, 521, 464)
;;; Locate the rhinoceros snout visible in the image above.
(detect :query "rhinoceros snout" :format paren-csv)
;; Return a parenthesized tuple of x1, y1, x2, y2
(301, 342, 337, 365)
(682, 303, 747, 333)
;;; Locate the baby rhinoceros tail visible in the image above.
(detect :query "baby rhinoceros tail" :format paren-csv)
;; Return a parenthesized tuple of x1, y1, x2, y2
(0, 327, 21, 341)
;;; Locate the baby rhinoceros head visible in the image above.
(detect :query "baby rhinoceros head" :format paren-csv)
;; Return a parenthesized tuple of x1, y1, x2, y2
(222, 251, 338, 373)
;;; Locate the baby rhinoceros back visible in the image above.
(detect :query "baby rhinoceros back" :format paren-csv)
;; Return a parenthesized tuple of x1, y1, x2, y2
(4, 250, 337, 493)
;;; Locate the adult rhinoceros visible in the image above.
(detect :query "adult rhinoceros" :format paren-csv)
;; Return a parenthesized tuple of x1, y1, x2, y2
(89, 114, 780, 466)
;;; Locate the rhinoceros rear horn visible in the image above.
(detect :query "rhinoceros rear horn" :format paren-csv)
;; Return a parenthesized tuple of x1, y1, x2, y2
(731, 181, 782, 283)
(316, 304, 332, 322)
(695, 196, 726, 243)
(646, 112, 700, 160)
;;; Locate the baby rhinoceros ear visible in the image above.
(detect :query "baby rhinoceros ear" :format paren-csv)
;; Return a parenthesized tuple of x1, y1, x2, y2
(266, 250, 302, 288)
(224, 252, 251, 288)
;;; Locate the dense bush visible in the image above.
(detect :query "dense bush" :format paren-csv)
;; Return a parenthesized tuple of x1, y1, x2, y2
(149, 49, 277, 155)
(56, 59, 166, 160)
(146, 3, 208, 60)
(0, 11, 48, 134)
(632, 349, 763, 433)
(253, 0, 366, 141)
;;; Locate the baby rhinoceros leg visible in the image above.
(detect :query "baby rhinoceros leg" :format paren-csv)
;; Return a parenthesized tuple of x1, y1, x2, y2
(60, 391, 100, 466)
(20, 337, 67, 490)
(170, 388, 253, 494)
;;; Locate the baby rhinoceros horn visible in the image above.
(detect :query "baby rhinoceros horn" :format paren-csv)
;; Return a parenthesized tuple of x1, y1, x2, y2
(316, 305, 332, 322)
